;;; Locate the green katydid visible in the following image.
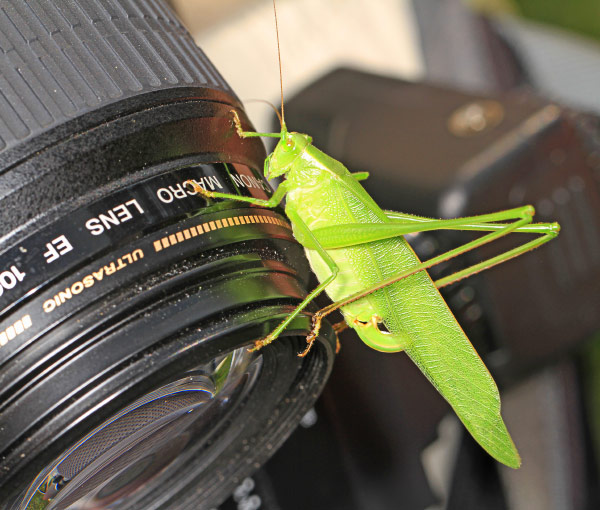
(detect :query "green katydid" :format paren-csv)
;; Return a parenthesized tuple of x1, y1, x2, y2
(187, 0, 560, 469)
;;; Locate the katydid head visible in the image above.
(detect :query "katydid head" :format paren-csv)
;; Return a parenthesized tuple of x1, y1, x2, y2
(264, 129, 312, 179)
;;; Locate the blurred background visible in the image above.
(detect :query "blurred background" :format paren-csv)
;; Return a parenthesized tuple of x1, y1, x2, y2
(167, 1, 600, 509)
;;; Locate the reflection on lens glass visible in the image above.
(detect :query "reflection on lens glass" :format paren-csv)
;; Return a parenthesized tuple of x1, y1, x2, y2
(16, 348, 261, 509)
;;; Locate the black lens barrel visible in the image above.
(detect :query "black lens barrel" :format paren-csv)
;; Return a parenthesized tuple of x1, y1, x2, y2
(0, 1, 334, 508)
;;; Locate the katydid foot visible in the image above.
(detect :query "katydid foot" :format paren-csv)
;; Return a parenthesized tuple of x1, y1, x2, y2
(248, 334, 277, 353)
(332, 321, 348, 353)
(184, 180, 216, 200)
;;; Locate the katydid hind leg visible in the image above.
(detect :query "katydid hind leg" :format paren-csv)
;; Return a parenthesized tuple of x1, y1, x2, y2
(435, 226, 557, 287)
(384, 207, 560, 235)
(330, 320, 349, 353)
(312, 206, 558, 248)
(382, 206, 560, 287)
(311, 210, 531, 319)
(309, 206, 558, 304)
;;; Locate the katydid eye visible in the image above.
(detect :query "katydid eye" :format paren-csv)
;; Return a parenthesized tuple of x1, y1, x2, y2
(283, 135, 295, 151)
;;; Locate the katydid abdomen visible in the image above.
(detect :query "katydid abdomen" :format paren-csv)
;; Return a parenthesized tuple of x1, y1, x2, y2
(284, 143, 521, 468)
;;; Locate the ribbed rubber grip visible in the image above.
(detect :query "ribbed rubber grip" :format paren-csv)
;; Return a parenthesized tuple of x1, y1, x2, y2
(0, 0, 233, 155)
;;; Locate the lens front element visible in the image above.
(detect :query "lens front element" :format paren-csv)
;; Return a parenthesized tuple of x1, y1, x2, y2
(18, 349, 260, 509)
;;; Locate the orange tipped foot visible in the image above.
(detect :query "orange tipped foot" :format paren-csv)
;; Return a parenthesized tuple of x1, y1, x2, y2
(248, 334, 277, 353)
(298, 334, 316, 358)
(298, 312, 325, 357)
(332, 320, 348, 354)
(332, 321, 348, 334)
(249, 311, 335, 358)
(230, 110, 246, 138)
(184, 180, 215, 200)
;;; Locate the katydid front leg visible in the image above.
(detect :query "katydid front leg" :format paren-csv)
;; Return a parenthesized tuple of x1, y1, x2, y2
(185, 178, 340, 355)
(231, 109, 283, 139)
(185, 179, 288, 208)
(185, 111, 287, 204)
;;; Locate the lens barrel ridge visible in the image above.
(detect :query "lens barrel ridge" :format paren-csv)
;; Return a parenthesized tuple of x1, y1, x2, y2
(0, 0, 232, 159)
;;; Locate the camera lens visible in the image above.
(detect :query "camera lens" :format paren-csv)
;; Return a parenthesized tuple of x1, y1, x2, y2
(0, 2, 335, 508)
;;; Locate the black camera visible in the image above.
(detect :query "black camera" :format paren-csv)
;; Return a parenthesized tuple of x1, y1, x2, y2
(0, 1, 335, 508)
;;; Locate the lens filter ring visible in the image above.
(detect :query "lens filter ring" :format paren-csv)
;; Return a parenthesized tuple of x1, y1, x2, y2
(0, 190, 337, 507)
(0, 93, 337, 509)
(3, 306, 335, 510)
(18, 350, 259, 509)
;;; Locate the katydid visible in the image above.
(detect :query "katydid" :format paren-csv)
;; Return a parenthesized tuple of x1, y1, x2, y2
(187, 0, 560, 470)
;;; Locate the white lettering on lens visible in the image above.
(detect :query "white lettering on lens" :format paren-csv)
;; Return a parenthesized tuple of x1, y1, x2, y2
(231, 173, 270, 192)
(42, 250, 144, 313)
(0, 266, 26, 297)
(85, 199, 145, 236)
(157, 177, 224, 203)
(44, 235, 73, 263)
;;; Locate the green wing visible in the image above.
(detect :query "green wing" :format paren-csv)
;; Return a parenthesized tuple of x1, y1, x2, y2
(338, 234, 521, 469)
(353, 270, 521, 469)
(405, 327, 520, 468)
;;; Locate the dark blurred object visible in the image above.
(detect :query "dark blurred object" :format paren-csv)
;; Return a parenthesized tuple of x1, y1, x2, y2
(280, 68, 600, 382)
(218, 68, 599, 510)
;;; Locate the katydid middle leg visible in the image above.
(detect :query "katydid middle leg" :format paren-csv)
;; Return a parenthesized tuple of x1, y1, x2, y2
(249, 209, 341, 355)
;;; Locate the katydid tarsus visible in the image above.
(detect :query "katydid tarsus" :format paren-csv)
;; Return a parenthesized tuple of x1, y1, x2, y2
(188, 0, 560, 469)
